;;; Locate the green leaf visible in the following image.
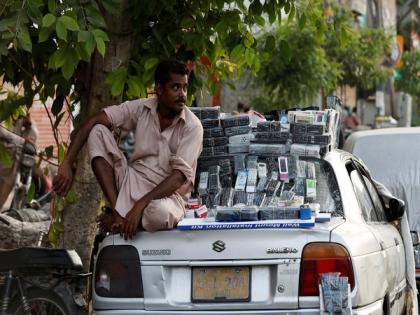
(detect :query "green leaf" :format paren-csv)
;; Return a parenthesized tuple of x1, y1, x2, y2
(76, 43, 90, 62)
(298, 13, 307, 30)
(111, 79, 125, 96)
(84, 33, 96, 55)
(56, 20, 67, 41)
(144, 57, 159, 71)
(42, 13, 56, 27)
(255, 15, 265, 27)
(230, 44, 244, 60)
(0, 16, 16, 32)
(265, 35, 275, 51)
(51, 95, 64, 116)
(249, 0, 263, 16)
(58, 16, 80, 31)
(26, 182, 35, 203)
(279, 40, 292, 62)
(50, 48, 66, 69)
(0, 144, 12, 169)
(17, 30, 32, 52)
(77, 30, 90, 42)
(127, 77, 143, 98)
(53, 222, 64, 232)
(86, 5, 106, 28)
(102, 0, 120, 14)
(93, 29, 109, 41)
(48, 0, 56, 13)
(243, 31, 254, 48)
(48, 229, 57, 247)
(38, 27, 52, 43)
(96, 38, 105, 57)
(65, 191, 77, 203)
(53, 112, 64, 129)
(45, 145, 54, 158)
(288, 5, 295, 23)
(62, 61, 75, 79)
(58, 143, 65, 164)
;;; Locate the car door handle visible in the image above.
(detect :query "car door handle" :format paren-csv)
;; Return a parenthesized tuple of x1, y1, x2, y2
(379, 241, 385, 250)
(394, 238, 400, 246)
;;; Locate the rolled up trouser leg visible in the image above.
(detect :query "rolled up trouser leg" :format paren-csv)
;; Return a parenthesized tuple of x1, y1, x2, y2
(142, 195, 185, 232)
(87, 124, 127, 191)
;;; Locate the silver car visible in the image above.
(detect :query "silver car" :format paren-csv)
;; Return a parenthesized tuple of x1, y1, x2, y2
(92, 150, 407, 314)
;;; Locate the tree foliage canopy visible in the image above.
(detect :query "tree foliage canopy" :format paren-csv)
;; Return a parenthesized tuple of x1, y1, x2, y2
(252, 1, 392, 110)
(395, 51, 420, 97)
(0, 0, 325, 124)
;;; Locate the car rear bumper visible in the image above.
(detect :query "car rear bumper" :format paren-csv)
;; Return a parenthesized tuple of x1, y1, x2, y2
(93, 300, 383, 315)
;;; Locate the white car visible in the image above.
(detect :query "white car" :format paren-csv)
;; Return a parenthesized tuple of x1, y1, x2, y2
(92, 150, 407, 314)
(344, 127, 420, 293)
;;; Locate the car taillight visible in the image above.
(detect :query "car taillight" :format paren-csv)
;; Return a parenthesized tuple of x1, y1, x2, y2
(299, 242, 354, 296)
(95, 245, 143, 298)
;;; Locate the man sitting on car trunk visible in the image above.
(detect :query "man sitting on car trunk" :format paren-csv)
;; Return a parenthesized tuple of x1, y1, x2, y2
(53, 60, 203, 240)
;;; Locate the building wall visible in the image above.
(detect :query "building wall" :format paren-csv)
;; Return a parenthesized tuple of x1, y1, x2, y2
(0, 81, 71, 157)
(29, 100, 72, 156)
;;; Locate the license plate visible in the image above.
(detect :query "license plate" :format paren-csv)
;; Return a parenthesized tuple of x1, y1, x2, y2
(191, 266, 250, 302)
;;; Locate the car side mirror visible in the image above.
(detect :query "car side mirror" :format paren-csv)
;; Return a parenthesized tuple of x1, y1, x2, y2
(385, 198, 405, 221)
(410, 231, 420, 247)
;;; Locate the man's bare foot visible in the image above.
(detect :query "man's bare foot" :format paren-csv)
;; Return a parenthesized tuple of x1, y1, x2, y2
(97, 207, 124, 233)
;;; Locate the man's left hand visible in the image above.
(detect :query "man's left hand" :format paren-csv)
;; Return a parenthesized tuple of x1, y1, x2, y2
(122, 201, 146, 240)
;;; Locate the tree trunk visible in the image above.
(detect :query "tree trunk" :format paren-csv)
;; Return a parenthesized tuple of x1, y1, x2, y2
(57, 1, 133, 271)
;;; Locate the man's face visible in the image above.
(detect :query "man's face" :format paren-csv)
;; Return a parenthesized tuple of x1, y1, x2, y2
(156, 73, 188, 114)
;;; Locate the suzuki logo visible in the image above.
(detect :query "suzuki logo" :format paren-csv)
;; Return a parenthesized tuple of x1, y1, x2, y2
(212, 240, 225, 252)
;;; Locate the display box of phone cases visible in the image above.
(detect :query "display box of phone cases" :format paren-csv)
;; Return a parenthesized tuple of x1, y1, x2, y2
(191, 105, 339, 223)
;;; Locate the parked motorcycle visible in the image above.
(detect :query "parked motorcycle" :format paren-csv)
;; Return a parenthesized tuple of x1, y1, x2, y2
(10, 141, 37, 210)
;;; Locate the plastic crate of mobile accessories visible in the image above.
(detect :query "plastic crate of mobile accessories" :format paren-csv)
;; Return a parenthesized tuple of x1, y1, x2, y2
(203, 137, 229, 147)
(229, 133, 255, 145)
(201, 145, 228, 157)
(201, 119, 220, 129)
(220, 115, 250, 128)
(228, 143, 249, 154)
(290, 123, 326, 135)
(190, 107, 220, 120)
(253, 131, 289, 143)
(257, 121, 281, 132)
(290, 144, 328, 158)
(249, 144, 289, 155)
(224, 125, 252, 137)
(215, 206, 259, 222)
(258, 206, 300, 220)
(292, 134, 331, 146)
(203, 127, 224, 138)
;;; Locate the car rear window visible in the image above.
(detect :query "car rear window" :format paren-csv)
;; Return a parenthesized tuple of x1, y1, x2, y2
(301, 157, 343, 217)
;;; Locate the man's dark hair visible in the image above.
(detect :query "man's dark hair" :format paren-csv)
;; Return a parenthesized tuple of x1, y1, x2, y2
(154, 59, 189, 86)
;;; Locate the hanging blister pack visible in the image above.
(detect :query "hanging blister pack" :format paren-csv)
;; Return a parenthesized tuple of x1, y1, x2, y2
(198, 172, 208, 195)
(219, 187, 235, 207)
(233, 190, 248, 205)
(208, 166, 222, 194)
(234, 171, 248, 192)
(234, 154, 246, 175)
(246, 168, 258, 193)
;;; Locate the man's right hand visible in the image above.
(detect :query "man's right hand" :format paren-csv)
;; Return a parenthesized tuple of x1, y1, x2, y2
(53, 162, 73, 196)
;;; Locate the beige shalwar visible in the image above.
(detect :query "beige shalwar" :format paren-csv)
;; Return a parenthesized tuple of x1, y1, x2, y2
(87, 97, 203, 231)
